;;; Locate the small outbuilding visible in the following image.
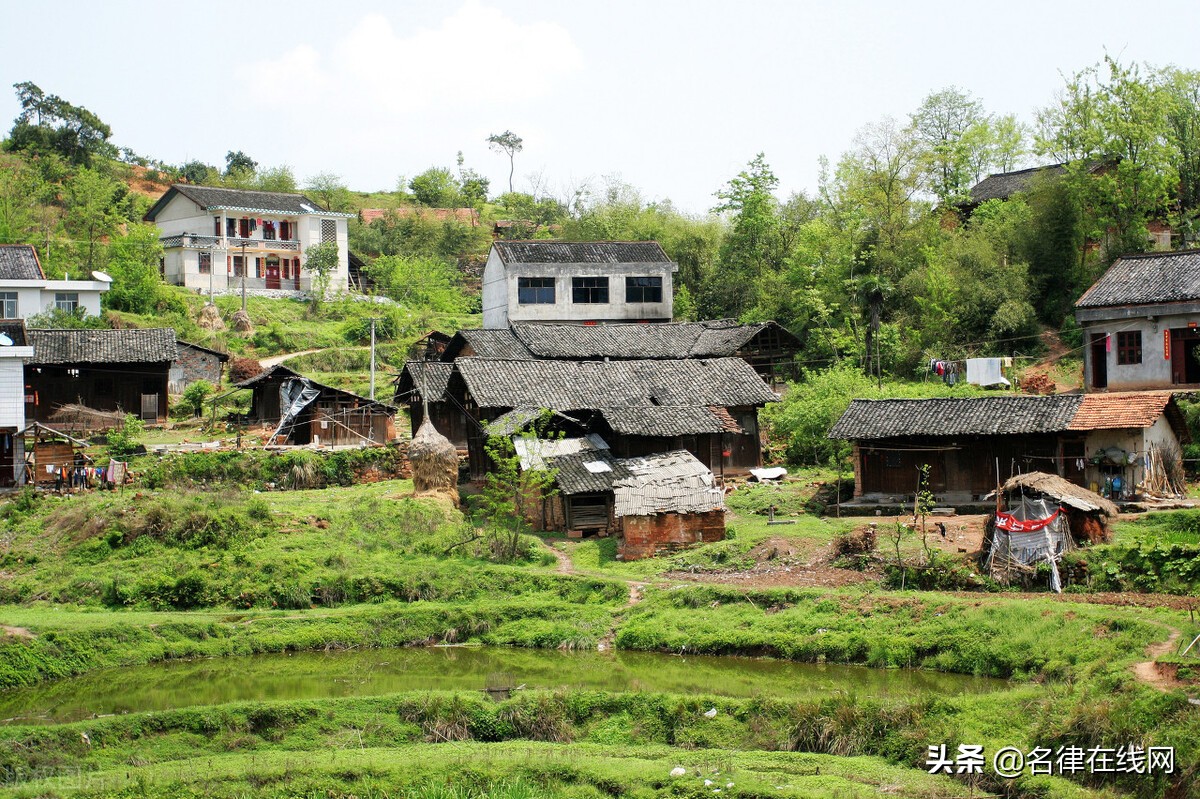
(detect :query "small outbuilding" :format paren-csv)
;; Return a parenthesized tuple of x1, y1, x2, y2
(235, 365, 396, 446)
(170, 340, 229, 394)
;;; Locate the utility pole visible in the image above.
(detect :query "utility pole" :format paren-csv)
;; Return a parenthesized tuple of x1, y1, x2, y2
(369, 317, 377, 400)
(240, 242, 247, 312)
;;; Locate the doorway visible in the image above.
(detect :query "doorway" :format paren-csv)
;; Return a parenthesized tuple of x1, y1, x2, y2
(265, 255, 281, 290)
(1170, 327, 1200, 384)
(1089, 333, 1108, 389)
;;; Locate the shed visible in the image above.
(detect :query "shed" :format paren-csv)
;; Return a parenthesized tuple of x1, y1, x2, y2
(21, 422, 90, 487)
(236, 365, 396, 446)
(170, 340, 229, 393)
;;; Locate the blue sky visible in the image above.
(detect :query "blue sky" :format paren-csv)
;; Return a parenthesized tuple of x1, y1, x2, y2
(3, 0, 1200, 213)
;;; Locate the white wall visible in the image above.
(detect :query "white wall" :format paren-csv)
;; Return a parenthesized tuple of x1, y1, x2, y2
(0, 350, 33, 428)
(0, 280, 108, 320)
(481, 249, 508, 329)
(1082, 418, 1182, 494)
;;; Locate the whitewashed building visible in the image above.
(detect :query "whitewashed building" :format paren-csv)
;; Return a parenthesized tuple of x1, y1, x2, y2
(0, 321, 34, 487)
(0, 246, 111, 321)
(144, 185, 355, 296)
(481, 241, 677, 329)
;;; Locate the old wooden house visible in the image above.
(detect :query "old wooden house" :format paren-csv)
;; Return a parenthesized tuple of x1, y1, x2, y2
(829, 393, 1188, 502)
(236, 365, 396, 446)
(394, 361, 464, 447)
(449, 356, 777, 479)
(25, 328, 177, 423)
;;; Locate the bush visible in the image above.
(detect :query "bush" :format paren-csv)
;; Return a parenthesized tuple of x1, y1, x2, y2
(179, 379, 214, 417)
(105, 414, 145, 456)
(229, 356, 263, 383)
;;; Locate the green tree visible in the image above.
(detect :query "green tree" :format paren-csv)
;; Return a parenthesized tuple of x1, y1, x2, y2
(304, 172, 352, 211)
(487, 130, 524, 193)
(225, 150, 257, 174)
(256, 165, 297, 193)
(104, 223, 166, 313)
(180, 160, 216, 185)
(409, 167, 462, 208)
(364, 254, 468, 313)
(304, 240, 339, 306)
(910, 86, 992, 205)
(64, 168, 121, 267)
(456, 151, 490, 206)
(180, 380, 215, 417)
(1164, 68, 1200, 233)
(8, 81, 117, 165)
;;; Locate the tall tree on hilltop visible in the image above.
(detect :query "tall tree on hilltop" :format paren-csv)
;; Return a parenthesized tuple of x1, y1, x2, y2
(7, 81, 116, 166)
(487, 130, 523, 194)
(910, 86, 993, 205)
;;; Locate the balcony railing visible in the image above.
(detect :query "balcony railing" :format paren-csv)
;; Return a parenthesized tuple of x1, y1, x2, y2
(161, 234, 300, 252)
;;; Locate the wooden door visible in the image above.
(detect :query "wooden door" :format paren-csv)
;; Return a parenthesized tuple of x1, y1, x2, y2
(265, 257, 281, 290)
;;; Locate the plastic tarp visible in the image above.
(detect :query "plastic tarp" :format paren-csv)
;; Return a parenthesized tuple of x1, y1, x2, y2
(271, 377, 322, 444)
(986, 497, 1073, 592)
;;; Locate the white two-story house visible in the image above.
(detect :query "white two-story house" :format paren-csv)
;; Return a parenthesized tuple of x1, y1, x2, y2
(0, 245, 111, 321)
(144, 185, 355, 296)
(481, 241, 677, 329)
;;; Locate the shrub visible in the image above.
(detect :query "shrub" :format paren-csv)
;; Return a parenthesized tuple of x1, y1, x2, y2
(179, 379, 215, 417)
(229, 356, 263, 383)
(105, 414, 145, 456)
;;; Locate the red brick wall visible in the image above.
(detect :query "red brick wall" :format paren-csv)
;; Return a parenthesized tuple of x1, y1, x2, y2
(852, 443, 862, 498)
(619, 510, 725, 560)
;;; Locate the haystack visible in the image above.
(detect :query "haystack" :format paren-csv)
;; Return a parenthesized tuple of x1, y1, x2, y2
(993, 471, 1117, 543)
(48, 403, 126, 434)
(409, 417, 458, 504)
(230, 309, 254, 336)
(197, 302, 226, 331)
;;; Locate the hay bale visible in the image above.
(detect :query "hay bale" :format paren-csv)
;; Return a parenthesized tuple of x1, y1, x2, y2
(231, 309, 254, 336)
(197, 302, 226, 331)
(410, 417, 458, 504)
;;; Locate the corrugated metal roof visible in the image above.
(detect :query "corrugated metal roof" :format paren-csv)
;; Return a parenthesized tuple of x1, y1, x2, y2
(514, 435, 609, 472)
(494, 240, 671, 265)
(612, 450, 724, 516)
(1075, 250, 1200, 308)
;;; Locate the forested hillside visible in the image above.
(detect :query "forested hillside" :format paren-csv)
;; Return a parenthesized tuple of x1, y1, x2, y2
(4, 55, 1200, 381)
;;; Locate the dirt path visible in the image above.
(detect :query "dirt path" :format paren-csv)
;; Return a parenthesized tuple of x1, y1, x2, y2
(259, 346, 367, 369)
(544, 540, 645, 650)
(547, 543, 573, 575)
(1133, 625, 1183, 691)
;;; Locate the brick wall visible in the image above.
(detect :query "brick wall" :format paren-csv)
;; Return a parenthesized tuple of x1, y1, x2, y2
(619, 509, 725, 560)
(170, 346, 224, 393)
(851, 443, 862, 498)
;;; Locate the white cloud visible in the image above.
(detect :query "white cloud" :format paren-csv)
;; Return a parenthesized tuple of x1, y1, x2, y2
(249, 2, 583, 116)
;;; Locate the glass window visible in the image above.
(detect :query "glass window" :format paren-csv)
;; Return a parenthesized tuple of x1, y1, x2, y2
(0, 292, 16, 319)
(1117, 331, 1142, 365)
(226, 218, 237, 237)
(262, 221, 276, 241)
(55, 293, 79, 312)
(518, 277, 555, 304)
(198, 252, 212, 274)
(232, 256, 245, 277)
(572, 276, 609, 304)
(625, 276, 663, 303)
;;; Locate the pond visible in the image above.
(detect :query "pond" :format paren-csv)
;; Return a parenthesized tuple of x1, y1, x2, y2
(0, 647, 1007, 725)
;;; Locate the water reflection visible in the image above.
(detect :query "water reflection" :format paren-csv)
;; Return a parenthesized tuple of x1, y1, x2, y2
(0, 647, 1006, 724)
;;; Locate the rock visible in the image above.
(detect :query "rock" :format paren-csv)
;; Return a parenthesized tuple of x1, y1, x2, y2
(669, 767, 686, 778)
(703, 707, 717, 718)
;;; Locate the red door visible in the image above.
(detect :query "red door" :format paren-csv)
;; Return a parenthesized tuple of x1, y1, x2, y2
(265, 256, 281, 290)
(293, 257, 301, 289)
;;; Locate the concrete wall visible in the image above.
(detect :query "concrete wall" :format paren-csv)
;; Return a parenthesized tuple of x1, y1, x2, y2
(1078, 306, 1200, 391)
(0, 280, 107, 319)
(481, 249, 676, 329)
(0, 350, 32, 428)
(1081, 418, 1180, 495)
(620, 509, 725, 560)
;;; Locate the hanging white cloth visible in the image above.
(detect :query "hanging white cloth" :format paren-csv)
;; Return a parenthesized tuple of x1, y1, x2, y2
(966, 358, 1011, 387)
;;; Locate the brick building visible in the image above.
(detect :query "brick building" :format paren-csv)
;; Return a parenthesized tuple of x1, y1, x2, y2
(170, 341, 229, 393)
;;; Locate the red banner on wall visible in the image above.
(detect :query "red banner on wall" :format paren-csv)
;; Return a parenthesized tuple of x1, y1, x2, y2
(1165, 329, 1171, 360)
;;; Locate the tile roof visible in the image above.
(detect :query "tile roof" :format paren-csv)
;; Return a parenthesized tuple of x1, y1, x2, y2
(145, 185, 354, 220)
(28, 328, 178, 365)
(966, 163, 1067, 205)
(612, 450, 725, 517)
(493, 241, 671, 265)
(828, 396, 1084, 440)
(597, 405, 735, 436)
(508, 319, 797, 360)
(0, 245, 45, 280)
(455, 357, 778, 411)
(1068, 392, 1180, 432)
(548, 449, 627, 495)
(448, 329, 536, 360)
(177, 340, 230, 361)
(1075, 250, 1200, 308)
(236, 363, 395, 409)
(395, 361, 455, 402)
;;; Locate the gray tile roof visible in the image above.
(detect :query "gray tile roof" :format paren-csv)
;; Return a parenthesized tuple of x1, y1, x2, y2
(509, 319, 795, 360)
(967, 164, 1067, 205)
(828, 396, 1084, 440)
(598, 405, 730, 436)
(455, 357, 778, 411)
(448, 329, 535, 359)
(548, 449, 627, 495)
(145, 184, 353, 220)
(28, 328, 178, 365)
(493, 241, 671, 265)
(612, 450, 724, 516)
(395, 361, 454, 402)
(1075, 250, 1200, 308)
(0, 245, 45, 280)
(0, 320, 28, 347)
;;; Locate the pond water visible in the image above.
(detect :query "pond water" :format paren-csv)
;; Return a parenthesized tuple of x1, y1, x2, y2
(0, 647, 1007, 725)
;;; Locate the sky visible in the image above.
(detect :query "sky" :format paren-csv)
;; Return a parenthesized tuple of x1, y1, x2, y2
(3, 0, 1200, 214)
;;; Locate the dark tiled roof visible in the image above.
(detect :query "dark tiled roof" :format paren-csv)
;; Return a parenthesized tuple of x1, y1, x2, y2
(395, 361, 454, 402)
(443, 329, 535, 360)
(598, 406, 730, 436)
(145, 184, 344, 220)
(237, 363, 394, 409)
(828, 396, 1084, 440)
(455, 357, 778, 411)
(0, 320, 28, 347)
(509, 319, 796, 360)
(967, 164, 1067, 205)
(548, 449, 627, 495)
(0, 245, 45, 280)
(1075, 250, 1200, 308)
(177, 340, 230, 361)
(28, 328, 177, 365)
(493, 241, 671, 265)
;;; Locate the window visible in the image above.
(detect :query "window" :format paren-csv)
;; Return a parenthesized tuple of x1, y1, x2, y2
(280, 221, 292, 241)
(0, 292, 16, 319)
(198, 252, 212, 274)
(518, 277, 556, 304)
(1117, 331, 1142, 365)
(625, 276, 663, 303)
(238, 218, 250, 238)
(262, 221, 276, 241)
(54, 293, 79, 313)
(213, 216, 221, 236)
(226, 218, 237, 237)
(232, 256, 245, 277)
(572, 276, 609, 304)
(320, 219, 337, 243)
